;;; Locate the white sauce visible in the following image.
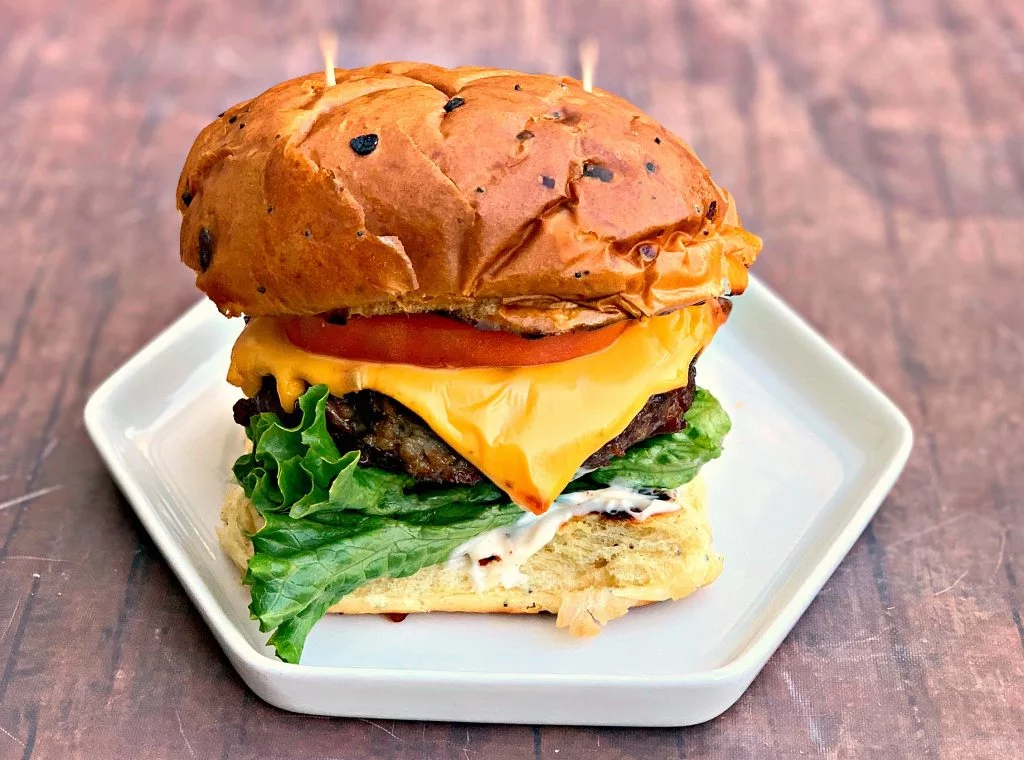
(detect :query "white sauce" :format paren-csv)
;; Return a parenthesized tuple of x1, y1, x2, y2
(447, 486, 681, 590)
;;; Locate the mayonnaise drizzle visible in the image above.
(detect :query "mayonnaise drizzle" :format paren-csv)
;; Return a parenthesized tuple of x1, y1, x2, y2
(447, 485, 682, 590)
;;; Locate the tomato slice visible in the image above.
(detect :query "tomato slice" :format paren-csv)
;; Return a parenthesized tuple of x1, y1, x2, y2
(283, 313, 627, 368)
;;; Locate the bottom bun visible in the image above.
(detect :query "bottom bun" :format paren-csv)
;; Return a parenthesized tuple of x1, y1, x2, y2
(218, 478, 723, 636)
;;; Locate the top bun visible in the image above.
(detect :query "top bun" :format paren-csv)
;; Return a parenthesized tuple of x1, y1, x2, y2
(177, 62, 761, 334)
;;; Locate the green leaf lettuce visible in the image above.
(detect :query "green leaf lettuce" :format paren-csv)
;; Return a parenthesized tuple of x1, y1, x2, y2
(232, 384, 730, 662)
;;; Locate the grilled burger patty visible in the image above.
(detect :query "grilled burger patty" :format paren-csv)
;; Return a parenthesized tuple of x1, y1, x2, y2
(233, 360, 697, 487)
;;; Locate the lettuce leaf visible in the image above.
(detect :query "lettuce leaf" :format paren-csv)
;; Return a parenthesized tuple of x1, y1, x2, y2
(247, 504, 520, 663)
(586, 388, 731, 489)
(233, 385, 520, 662)
(232, 383, 730, 662)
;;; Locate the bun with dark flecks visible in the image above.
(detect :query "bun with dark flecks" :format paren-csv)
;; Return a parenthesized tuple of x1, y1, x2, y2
(177, 62, 761, 334)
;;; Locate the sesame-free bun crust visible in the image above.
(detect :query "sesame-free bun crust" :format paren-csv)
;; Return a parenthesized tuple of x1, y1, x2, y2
(178, 63, 761, 333)
(218, 478, 722, 635)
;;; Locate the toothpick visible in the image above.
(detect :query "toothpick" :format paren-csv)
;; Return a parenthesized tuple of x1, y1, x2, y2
(580, 38, 599, 93)
(319, 31, 337, 87)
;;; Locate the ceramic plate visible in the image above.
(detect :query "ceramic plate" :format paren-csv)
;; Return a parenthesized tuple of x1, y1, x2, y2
(84, 278, 911, 726)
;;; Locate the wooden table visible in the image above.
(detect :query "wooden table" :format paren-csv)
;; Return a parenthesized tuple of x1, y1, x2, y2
(1, 0, 1021, 757)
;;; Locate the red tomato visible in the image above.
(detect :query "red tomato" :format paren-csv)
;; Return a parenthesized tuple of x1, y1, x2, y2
(283, 313, 627, 368)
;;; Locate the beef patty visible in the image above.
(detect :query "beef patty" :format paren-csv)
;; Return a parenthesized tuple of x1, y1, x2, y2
(233, 361, 697, 486)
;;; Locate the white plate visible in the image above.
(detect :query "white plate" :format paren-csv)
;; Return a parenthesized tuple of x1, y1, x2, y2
(84, 278, 911, 726)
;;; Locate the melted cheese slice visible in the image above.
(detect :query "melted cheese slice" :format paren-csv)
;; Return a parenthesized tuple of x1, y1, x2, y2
(227, 302, 726, 513)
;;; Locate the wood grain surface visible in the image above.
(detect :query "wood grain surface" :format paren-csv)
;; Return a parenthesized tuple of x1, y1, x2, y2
(1, 0, 1022, 757)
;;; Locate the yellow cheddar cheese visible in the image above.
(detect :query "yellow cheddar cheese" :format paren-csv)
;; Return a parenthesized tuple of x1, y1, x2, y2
(227, 301, 726, 513)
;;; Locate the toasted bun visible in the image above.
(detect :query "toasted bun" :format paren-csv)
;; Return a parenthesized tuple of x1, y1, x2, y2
(178, 62, 761, 334)
(218, 478, 722, 635)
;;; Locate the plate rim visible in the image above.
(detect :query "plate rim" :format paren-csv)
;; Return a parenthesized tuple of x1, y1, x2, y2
(83, 277, 913, 693)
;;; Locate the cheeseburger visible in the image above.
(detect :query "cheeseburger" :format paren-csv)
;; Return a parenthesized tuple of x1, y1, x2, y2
(177, 62, 762, 663)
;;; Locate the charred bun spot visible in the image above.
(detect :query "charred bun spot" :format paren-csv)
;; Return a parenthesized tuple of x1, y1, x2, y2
(639, 244, 658, 261)
(582, 162, 614, 183)
(198, 227, 213, 271)
(349, 134, 378, 155)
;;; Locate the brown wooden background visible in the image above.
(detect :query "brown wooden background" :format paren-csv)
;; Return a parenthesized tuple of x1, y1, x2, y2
(1, 0, 1022, 757)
